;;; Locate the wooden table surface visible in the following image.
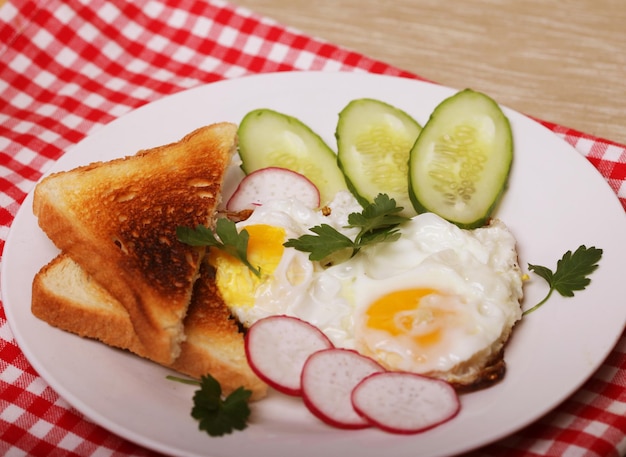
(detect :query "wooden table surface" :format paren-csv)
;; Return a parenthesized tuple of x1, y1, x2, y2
(235, 0, 626, 146)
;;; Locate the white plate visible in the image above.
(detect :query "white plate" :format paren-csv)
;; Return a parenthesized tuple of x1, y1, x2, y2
(3, 71, 626, 457)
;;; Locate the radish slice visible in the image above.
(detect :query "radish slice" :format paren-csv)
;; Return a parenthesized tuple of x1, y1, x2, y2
(351, 371, 460, 434)
(226, 167, 321, 211)
(245, 315, 334, 396)
(301, 348, 385, 429)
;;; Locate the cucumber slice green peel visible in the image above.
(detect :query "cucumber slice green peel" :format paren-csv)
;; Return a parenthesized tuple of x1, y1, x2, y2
(237, 109, 348, 206)
(408, 89, 513, 229)
(336, 98, 422, 217)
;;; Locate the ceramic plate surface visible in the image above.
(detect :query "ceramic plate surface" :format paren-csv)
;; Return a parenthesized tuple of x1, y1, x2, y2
(4, 71, 626, 457)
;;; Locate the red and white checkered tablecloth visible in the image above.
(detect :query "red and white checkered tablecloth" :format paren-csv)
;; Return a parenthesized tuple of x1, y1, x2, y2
(1, 1, 625, 456)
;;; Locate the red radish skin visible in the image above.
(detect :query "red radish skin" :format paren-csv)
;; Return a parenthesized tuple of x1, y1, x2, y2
(300, 348, 385, 429)
(226, 167, 320, 211)
(351, 371, 460, 434)
(245, 315, 334, 396)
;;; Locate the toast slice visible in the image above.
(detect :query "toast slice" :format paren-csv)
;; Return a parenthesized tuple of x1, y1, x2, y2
(33, 123, 237, 364)
(32, 253, 267, 400)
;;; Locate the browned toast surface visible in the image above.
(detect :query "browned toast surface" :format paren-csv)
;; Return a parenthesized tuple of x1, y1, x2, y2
(32, 253, 267, 400)
(32, 122, 237, 364)
(172, 259, 268, 399)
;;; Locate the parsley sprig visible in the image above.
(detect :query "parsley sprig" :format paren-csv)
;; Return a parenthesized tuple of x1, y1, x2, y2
(167, 374, 252, 437)
(284, 193, 410, 261)
(523, 245, 603, 316)
(177, 218, 261, 277)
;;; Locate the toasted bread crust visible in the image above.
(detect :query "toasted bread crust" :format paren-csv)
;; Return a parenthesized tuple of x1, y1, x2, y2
(32, 254, 267, 400)
(171, 259, 267, 399)
(33, 123, 237, 364)
(32, 253, 147, 355)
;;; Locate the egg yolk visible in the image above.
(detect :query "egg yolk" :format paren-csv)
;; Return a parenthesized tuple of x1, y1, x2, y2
(365, 288, 453, 347)
(209, 224, 286, 308)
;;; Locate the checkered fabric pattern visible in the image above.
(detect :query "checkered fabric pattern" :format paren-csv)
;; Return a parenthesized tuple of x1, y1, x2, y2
(1, 1, 625, 456)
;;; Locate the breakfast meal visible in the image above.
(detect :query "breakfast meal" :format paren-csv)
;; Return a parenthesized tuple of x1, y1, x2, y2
(31, 91, 529, 435)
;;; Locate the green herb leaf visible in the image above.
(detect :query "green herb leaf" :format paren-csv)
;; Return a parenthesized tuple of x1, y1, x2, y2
(284, 224, 355, 261)
(176, 223, 219, 247)
(284, 193, 409, 262)
(550, 245, 603, 296)
(349, 193, 407, 231)
(523, 245, 602, 316)
(177, 218, 261, 277)
(192, 377, 252, 436)
(357, 226, 403, 247)
(167, 374, 252, 437)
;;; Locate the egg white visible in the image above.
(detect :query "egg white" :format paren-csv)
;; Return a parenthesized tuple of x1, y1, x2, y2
(213, 191, 523, 381)
(348, 214, 523, 375)
(212, 192, 360, 333)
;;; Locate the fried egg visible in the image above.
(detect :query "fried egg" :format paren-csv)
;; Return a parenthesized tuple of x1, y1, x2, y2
(209, 191, 523, 385)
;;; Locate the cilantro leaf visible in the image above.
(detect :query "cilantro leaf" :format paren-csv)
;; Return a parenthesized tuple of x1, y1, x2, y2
(177, 218, 261, 277)
(350, 194, 408, 247)
(192, 377, 251, 436)
(525, 263, 553, 284)
(550, 246, 603, 296)
(167, 374, 252, 437)
(176, 223, 216, 246)
(284, 193, 410, 262)
(523, 245, 602, 316)
(284, 224, 355, 261)
(358, 226, 403, 247)
(349, 193, 407, 229)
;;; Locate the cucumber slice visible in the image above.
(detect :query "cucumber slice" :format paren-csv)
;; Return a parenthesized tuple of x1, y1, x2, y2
(408, 89, 513, 229)
(336, 99, 422, 217)
(238, 109, 347, 206)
